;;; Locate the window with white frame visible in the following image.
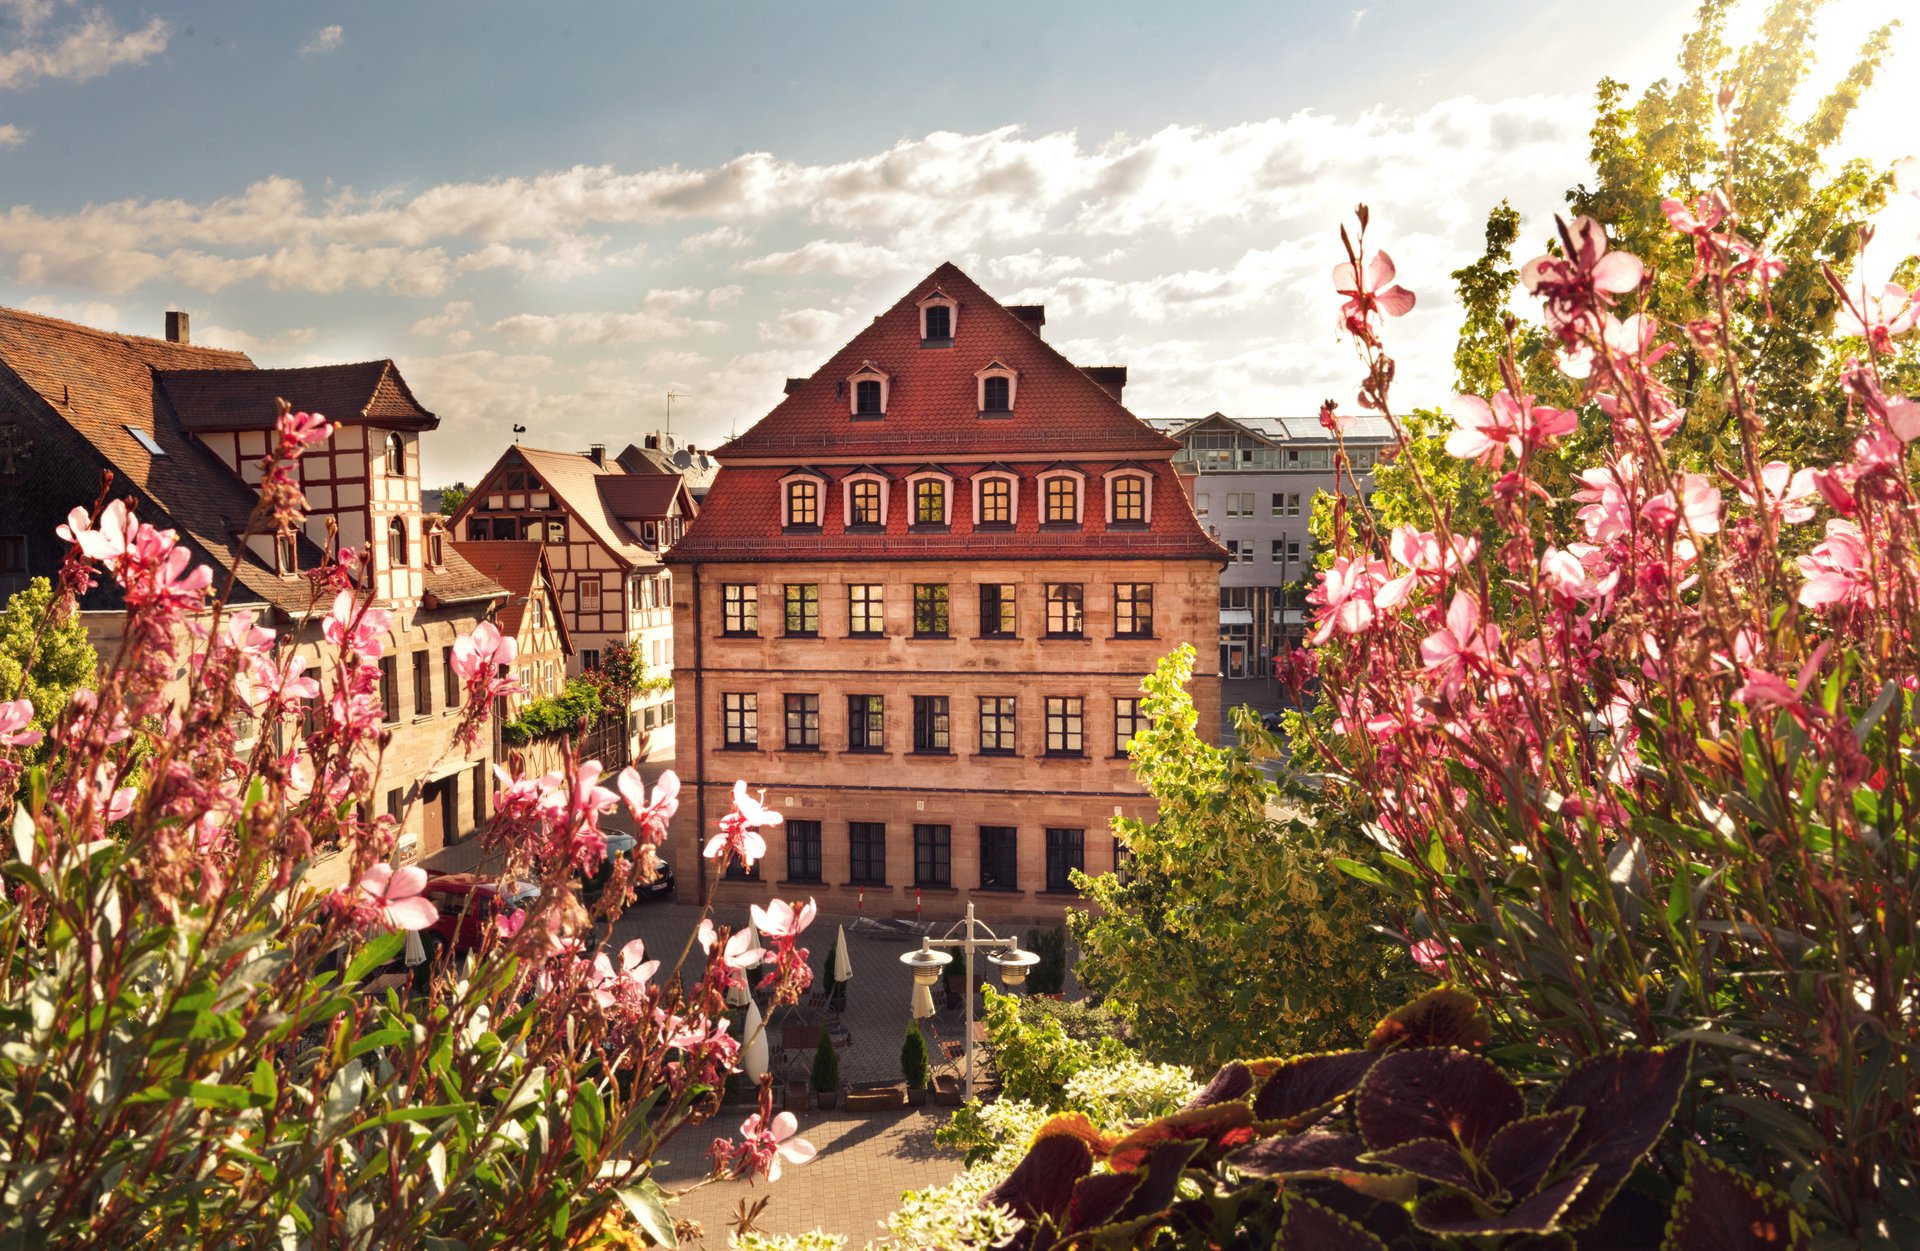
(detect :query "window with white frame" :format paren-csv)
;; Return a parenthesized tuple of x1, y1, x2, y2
(844, 474, 887, 527)
(1040, 472, 1082, 525)
(918, 291, 957, 343)
(579, 575, 602, 609)
(848, 364, 889, 416)
(1226, 540, 1252, 564)
(1106, 471, 1150, 525)
(1226, 492, 1254, 517)
(973, 472, 1017, 527)
(976, 361, 1016, 413)
(1272, 492, 1301, 517)
(1196, 492, 1210, 515)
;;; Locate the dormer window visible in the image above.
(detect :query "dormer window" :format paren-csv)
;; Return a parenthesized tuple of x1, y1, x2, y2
(781, 471, 824, 529)
(972, 468, 1019, 528)
(906, 470, 952, 528)
(428, 528, 445, 566)
(847, 363, 890, 417)
(275, 529, 298, 575)
(843, 470, 890, 528)
(1039, 468, 1084, 527)
(976, 361, 1017, 415)
(1105, 468, 1153, 526)
(384, 432, 406, 477)
(918, 290, 957, 346)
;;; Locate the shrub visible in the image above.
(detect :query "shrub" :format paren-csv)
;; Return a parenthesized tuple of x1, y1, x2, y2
(901, 1019, 931, 1089)
(1293, 161, 1920, 1241)
(498, 675, 602, 746)
(974, 986, 1128, 1108)
(1014, 994, 1126, 1049)
(809, 1028, 840, 1095)
(1021, 924, 1067, 995)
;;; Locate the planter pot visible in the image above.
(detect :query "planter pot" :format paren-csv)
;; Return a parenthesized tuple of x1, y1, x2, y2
(905, 1085, 928, 1107)
(844, 1082, 906, 1112)
(932, 1074, 963, 1106)
(814, 1089, 838, 1110)
(785, 1079, 811, 1111)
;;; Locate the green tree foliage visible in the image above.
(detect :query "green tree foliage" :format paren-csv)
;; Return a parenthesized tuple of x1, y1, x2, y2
(809, 1029, 840, 1095)
(0, 578, 98, 761)
(499, 677, 602, 747)
(900, 1019, 930, 1089)
(1067, 647, 1411, 1070)
(969, 986, 1128, 1109)
(435, 483, 469, 515)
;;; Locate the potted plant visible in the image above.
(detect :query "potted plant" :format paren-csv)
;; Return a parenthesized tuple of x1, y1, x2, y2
(810, 1030, 840, 1110)
(901, 1019, 930, 1107)
(932, 1071, 963, 1106)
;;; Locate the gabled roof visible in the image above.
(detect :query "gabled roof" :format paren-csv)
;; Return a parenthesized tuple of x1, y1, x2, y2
(158, 360, 436, 432)
(713, 262, 1181, 460)
(423, 543, 511, 609)
(0, 305, 322, 616)
(458, 444, 671, 568)
(596, 474, 693, 522)
(451, 540, 571, 653)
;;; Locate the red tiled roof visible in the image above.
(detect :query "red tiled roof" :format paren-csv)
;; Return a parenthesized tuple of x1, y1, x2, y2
(465, 445, 670, 568)
(159, 360, 436, 432)
(596, 474, 692, 520)
(713, 262, 1181, 460)
(449, 540, 568, 652)
(0, 305, 325, 615)
(668, 460, 1225, 563)
(424, 542, 511, 609)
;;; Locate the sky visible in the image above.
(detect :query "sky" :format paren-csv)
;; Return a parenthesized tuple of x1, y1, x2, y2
(0, 0, 1913, 485)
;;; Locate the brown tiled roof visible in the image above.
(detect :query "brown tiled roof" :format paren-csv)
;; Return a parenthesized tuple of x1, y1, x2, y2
(713, 262, 1181, 460)
(450, 540, 569, 653)
(668, 460, 1225, 564)
(505, 446, 654, 567)
(159, 361, 436, 432)
(424, 541, 510, 609)
(596, 474, 691, 520)
(0, 305, 325, 615)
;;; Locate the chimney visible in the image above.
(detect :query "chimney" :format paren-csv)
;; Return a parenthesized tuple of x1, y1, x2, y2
(165, 311, 190, 345)
(784, 377, 807, 396)
(588, 444, 606, 467)
(1084, 366, 1128, 403)
(1008, 305, 1046, 337)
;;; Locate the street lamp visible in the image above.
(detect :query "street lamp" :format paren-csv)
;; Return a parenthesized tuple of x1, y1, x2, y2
(897, 900, 1041, 1097)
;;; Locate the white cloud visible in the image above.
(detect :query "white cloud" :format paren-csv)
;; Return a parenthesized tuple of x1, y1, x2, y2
(739, 239, 909, 276)
(489, 296, 727, 347)
(17, 293, 125, 330)
(985, 249, 1086, 283)
(680, 225, 752, 253)
(756, 307, 842, 344)
(299, 25, 344, 57)
(410, 300, 472, 337)
(0, 122, 22, 148)
(189, 323, 319, 356)
(0, 8, 168, 90)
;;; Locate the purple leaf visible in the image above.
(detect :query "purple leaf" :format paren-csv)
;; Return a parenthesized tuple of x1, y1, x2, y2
(1276, 1193, 1390, 1251)
(1355, 1047, 1524, 1153)
(1545, 1046, 1690, 1227)
(1252, 1049, 1379, 1128)
(1185, 1061, 1254, 1109)
(1106, 1102, 1255, 1173)
(1659, 1147, 1809, 1251)
(1415, 1166, 1593, 1236)
(1232, 1131, 1373, 1179)
(1485, 1108, 1584, 1197)
(1113, 1140, 1205, 1222)
(1367, 986, 1491, 1051)
(987, 1131, 1093, 1228)
(1362, 1136, 1486, 1195)
(1062, 1172, 1141, 1235)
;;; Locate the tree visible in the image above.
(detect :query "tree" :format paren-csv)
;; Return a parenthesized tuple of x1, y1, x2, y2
(0, 577, 97, 762)
(1067, 647, 1412, 1070)
(436, 482, 469, 515)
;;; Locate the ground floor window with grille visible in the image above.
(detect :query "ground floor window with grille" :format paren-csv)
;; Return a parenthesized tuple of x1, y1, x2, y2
(1045, 827, 1085, 893)
(849, 822, 887, 884)
(786, 819, 822, 883)
(913, 824, 951, 887)
(979, 826, 1018, 891)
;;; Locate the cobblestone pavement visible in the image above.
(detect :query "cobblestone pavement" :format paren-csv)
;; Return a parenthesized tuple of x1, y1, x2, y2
(648, 1107, 958, 1249)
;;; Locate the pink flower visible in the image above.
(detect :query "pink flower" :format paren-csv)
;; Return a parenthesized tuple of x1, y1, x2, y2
(57, 499, 134, 565)
(617, 767, 680, 844)
(723, 927, 764, 970)
(1521, 216, 1645, 338)
(1308, 556, 1391, 644)
(1884, 397, 1920, 444)
(0, 699, 41, 748)
(1409, 939, 1448, 976)
(1834, 281, 1916, 352)
(1797, 520, 1870, 611)
(1443, 392, 1576, 469)
(451, 620, 517, 683)
(1317, 399, 1351, 435)
(277, 409, 334, 447)
(1333, 251, 1416, 333)
(1419, 592, 1499, 696)
(355, 864, 439, 932)
(751, 897, 818, 941)
(703, 780, 782, 870)
(1738, 462, 1817, 525)
(738, 1110, 817, 1183)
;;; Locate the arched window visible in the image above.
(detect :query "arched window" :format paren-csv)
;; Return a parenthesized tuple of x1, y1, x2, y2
(428, 528, 445, 566)
(848, 478, 883, 526)
(982, 376, 1010, 412)
(1040, 472, 1083, 526)
(384, 432, 406, 477)
(908, 472, 951, 527)
(1108, 472, 1150, 525)
(973, 471, 1018, 527)
(855, 379, 883, 415)
(783, 475, 822, 528)
(388, 516, 409, 567)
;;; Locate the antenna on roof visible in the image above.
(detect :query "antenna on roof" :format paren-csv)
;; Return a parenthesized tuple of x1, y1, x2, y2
(511, 424, 527, 444)
(665, 389, 688, 437)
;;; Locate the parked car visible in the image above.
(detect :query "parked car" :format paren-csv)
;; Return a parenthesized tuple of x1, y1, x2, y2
(385, 870, 539, 992)
(582, 832, 675, 907)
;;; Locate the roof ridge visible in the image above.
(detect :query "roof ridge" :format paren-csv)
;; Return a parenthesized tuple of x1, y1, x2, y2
(159, 358, 395, 377)
(0, 303, 253, 362)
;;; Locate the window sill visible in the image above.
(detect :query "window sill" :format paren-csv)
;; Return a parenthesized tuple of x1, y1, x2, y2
(721, 744, 761, 753)
(1038, 523, 1083, 532)
(845, 523, 884, 533)
(913, 884, 958, 896)
(839, 748, 889, 758)
(778, 877, 826, 888)
(910, 633, 950, 641)
(720, 631, 760, 639)
(920, 338, 954, 349)
(782, 746, 822, 754)
(847, 631, 888, 640)
(840, 880, 892, 891)
(1043, 633, 1087, 642)
(977, 410, 1014, 419)
(1107, 521, 1149, 530)
(849, 413, 886, 422)
(781, 633, 821, 640)
(1039, 888, 1084, 898)
(971, 751, 1018, 761)
(1113, 633, 1157, 642)
(975, 884, 1023, 895)
(908, 750, 955, 759)
(977, 634, 1020, 642)
(782, 525, 822, 535)
(973, 522, 1015, 531)
(908, 524, 951, 535)
(1040, 752, 1088, 762)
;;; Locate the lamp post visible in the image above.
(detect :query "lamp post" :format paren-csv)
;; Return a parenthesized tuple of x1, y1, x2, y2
(898, 900, 1040, 1097)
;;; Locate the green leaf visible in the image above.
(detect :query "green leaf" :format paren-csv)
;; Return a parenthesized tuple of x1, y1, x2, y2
(1331, 857, 1386, 886)
(345, 932, 407, 985)
(617, 1181, 677, 1246)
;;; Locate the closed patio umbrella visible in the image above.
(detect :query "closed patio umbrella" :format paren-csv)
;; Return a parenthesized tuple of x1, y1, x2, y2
(742, 997, 769, 1082)
(726, 917, 762, 1008)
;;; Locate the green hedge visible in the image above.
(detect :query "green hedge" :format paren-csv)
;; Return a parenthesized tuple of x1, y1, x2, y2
(500, 678, 603, 747)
